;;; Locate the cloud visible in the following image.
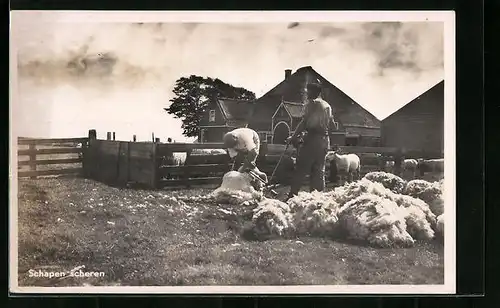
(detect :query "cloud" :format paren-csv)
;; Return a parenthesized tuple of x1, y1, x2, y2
(319, 25, 347, 38)
(12, 19, 445, 137)
(341, 22, 444, 77)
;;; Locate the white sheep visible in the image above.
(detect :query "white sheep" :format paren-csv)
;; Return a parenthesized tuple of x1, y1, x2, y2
(191, 148, 227, 155)
(402, 159, 419, 179)
(384, 160, 395, 172)
(418, 158, 444, 174)
(326, 151, 361, 184)
(162, 153, 186, 166)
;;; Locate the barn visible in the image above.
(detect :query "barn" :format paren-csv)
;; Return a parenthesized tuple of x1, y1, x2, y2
(380, 80, 444, 157)
(247, 66, 381, 146)
(198, 97, 255, 143)
(198, 66, 381, 145)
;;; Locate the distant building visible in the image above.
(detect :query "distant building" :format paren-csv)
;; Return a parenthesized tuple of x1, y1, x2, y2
(198, 97, 254, 143)
(198, 66, 381, 145)
(248, 66, 381, 146)
(381, 80, 444, 156)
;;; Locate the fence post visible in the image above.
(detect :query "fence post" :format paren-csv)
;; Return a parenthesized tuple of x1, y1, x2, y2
(152, 133, 155, 143)
(155, 138, 160, 143)
(151, 142, 159, 189)
(107, 132, 112, 140)
(258, 141, 268, 166)
(28, 143, 37, 179)
(113, 132, 116, 141)
(379, 155, 386, 172)
(185, 149, 193, 188)
(329, 160, 338, 185)
(84, 129, 97, 178)
(133, 135, 137, 142)
(394, 149, 403, 177)
(88, 129, 97, 140)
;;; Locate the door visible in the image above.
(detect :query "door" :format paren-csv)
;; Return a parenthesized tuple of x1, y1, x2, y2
(273, 122, 290, 145)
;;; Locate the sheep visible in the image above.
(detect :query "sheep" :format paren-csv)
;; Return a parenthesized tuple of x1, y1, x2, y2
(191, 148, 227, 155)
(76, 143, 84, 160)
(326, 151, 361, 184)
(384, 160, 395, 171)
(162, 153, 186, 166)
(402, 159, 419, 179)
(417, 158, 444, 175)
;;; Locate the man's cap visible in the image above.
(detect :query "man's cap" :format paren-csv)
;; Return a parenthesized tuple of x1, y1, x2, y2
(306, 78, 322, 91)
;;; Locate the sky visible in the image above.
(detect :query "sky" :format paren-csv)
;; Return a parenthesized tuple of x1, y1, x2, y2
(11, 14, 445, 142)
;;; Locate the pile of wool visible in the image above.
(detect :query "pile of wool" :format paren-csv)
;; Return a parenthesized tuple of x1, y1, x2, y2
(286, 191, 340, 236)
(211, 171, 263, 205)
(436, 213, 445, 238)
(327, 178, 395, 205)
(337, 194, 415, 248)
(251, 198, 293, 238)
(404, 179, 444, 216)
(328, 178, 436, 241)
(363, 171, 407, 194)
(390, 194, 437, 240)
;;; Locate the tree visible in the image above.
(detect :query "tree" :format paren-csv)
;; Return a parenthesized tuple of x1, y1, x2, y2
(165, 75, 256, 137)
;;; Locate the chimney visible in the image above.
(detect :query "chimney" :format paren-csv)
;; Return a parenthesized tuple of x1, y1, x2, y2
(285, 69, 292, 80)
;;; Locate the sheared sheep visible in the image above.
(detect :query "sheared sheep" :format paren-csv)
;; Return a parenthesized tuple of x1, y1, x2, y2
(384, 160, 395, 172)
(418, 158, 444, 174)
(402, 159, 419, 179)
(162, 153, 186, 166)
(326, 151, 361, 184)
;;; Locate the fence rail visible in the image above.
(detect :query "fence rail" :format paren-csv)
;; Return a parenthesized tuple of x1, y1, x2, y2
(17, 137, 88, 145)
(18, 157, 83, 166)
(18, 168, 84, 178)
(18, 147, 83, 156)
(17, 136, 88, 179)
(16, 130, 443, 188)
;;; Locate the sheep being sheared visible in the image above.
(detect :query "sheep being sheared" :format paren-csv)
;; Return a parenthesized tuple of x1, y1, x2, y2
(326, 151, 361, 184)
(211, 171, 264, 205)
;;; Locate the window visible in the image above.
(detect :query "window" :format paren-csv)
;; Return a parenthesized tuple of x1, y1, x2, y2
(209, 110, 216, 122)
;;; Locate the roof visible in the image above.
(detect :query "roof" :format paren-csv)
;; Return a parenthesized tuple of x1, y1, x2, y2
(254, 66, 380, 128)
(381, 80, 444, 121)
(217, 97, 255, 126)
(282, 101, 304, 118)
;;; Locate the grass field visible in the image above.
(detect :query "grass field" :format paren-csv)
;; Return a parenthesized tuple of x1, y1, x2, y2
(16, 176, 444, 287)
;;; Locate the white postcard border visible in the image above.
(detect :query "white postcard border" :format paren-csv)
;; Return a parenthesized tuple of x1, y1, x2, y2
(9, 10, 456, 294)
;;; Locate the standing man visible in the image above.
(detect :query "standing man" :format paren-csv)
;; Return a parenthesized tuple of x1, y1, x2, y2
(287, 78, 337, 199)
(223, 127, 268, 186)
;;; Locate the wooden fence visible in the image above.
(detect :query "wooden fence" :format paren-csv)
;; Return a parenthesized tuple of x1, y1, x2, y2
(17, 130, 443, 188)
(17, 137, 88, 179)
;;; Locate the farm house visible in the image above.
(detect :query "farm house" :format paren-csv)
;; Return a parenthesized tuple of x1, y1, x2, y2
(198, 66, 381, 146)
(380, 80, 444, 156)
(198, 97, 255, 143)
(247, 66, 382, 146)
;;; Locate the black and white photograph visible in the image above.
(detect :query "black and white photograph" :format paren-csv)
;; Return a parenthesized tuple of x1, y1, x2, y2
(9, 11, 456, 294)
